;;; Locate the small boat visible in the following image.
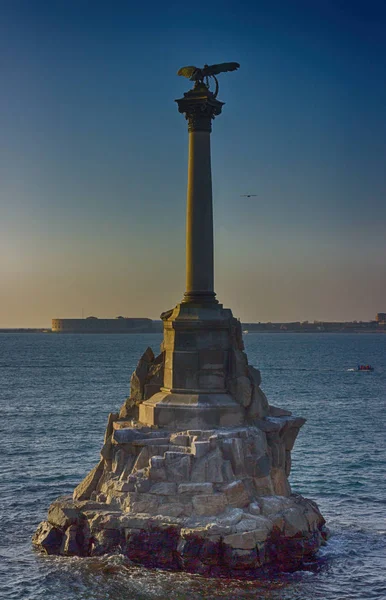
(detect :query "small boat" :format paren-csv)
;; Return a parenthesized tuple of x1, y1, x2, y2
(357, 365, 374, 371)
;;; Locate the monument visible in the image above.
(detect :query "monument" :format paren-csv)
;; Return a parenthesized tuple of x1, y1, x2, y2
(33, 63, 328, 576)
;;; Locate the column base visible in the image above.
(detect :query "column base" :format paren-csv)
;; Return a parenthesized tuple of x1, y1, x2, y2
(182, 290, 218, 305)
(139, 390, 244, 429)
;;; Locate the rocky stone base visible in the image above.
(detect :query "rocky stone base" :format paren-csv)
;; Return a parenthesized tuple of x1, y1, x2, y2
(33, 493, 327, 577)
(33, 335, 328, 577)
(33, 419, 328, 575)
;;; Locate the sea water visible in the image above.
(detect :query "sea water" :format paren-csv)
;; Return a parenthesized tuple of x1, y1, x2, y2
(0, 332, 385, 600)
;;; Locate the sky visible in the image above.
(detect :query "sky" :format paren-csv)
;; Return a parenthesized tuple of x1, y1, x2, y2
(0, 0, 385, 327)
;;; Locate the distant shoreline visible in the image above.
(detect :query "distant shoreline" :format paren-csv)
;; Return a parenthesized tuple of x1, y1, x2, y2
(1, 326, 385, 335)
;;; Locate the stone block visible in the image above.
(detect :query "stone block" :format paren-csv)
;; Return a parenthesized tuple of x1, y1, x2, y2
(247, 386, 269, 419)
(247, 365, 262, 387)
(125, 493, 159, 514)
(223, 531, 256, 550)
(230, 349, 248, 377)
(130, 347, 154, 401)
(221, 438, 245, 476)
(217, 508, 244, 527)
(121, 513, 152, 530)
(271, 468, 291, 497)
(134, 479, 152, 493)
(131, 437, 170, 446)
(235, 518, 261, 533)
(163, 366, 173, 389)
(282, 507, 309, 537)
(104, 412, 119, 443)
(303, 501, 325, 532)
(47, 501, 80, 529)
(150, 456, 164, 469)
(194, 429, 217, 440)
(191, 440, 210, 458)
(250, 516, 273, 542)
(229, 376, 252, 407)
(165, 453, 192, 482)
(171, 350, 199, 372)
(190, 457, 206, 482)
(258, 496, 287, 517)
(208, 434, 219, 450)
(119, 455, 136, 481)
(73, 459, 104, 501)
(162, 327, 175, 350)
(112, 448, 127, 476)
(90, 528, 122, 556)
(270, 513, 285, 532)
(149, 482, 177, 495)
(223, 480, 250, 508)
(115, 481, 134, 492)
(61, 524, 83, 556)
(247, 428, 268, 456)
(205, 448, 224, 483)
(167, 351, 199, 389)
(88, 512, 122, 532)
(221, 460, 235, 481)
(199, 349, 225, 370)
(248, 502, 261, 515)
(192, 494, 227, 516)
(130, 373, 143, 402)
(170, 433, 189, 446)
(148, 515, 185, 528)
(112, 428, 150, 443)
(180, 526, 208, 539)
(205, 523, 233, 536)
(282, 419, 306, 451)
(148, 467, 167, 482)
(167, 445, 191, 454)
(198, 372, 225, 390)
(253, 475, 275, 496)
(267, 436, 286, 468)
(132, 447, 150, 472)
(146, 355, 164, 385)
(32, 521, 63, 554)
(256, 454, 272, 477)
(187, 430, 204, 437)
(160, 503, 187, 518)
(223, 546, 259, 569)
(285, 450, 292, 477)
(178, 482, 213, 495)
(173, 332, 197, 351)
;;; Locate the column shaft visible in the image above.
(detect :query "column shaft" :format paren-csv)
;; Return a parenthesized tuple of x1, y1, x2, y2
(184, 130, 215, 303)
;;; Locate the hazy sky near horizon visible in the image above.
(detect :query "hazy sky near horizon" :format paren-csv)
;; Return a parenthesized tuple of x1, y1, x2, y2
(1, 0, 385, 327)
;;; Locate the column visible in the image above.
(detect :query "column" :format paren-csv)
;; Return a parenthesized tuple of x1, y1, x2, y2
(176, 82, 224, 304)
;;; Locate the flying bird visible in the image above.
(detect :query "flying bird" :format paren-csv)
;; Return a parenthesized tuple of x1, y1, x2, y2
(240, 194, 257, 198)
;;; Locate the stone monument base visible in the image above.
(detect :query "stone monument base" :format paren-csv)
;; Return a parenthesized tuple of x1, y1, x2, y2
(139, 390, 244, 429)
(33, 418, 328, 575)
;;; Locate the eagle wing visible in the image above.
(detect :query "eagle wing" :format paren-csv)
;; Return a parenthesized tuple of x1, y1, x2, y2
(177, 66, 199, 79)
(202, 62, 240, 76)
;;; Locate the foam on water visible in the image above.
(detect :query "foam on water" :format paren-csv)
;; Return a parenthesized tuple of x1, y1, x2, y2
(0, 332, 385, 599)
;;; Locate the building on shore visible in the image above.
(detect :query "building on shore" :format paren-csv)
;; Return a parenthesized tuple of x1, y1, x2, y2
(375, 313, 386, 324)
(51, 316, 156, 333)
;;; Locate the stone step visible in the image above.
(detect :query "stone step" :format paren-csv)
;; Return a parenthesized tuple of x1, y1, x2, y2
(131, 438, 171, 446)
(113, 429, 169, 444)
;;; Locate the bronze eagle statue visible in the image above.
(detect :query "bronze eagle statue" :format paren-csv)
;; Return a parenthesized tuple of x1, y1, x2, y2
(177, 62, 240, 97)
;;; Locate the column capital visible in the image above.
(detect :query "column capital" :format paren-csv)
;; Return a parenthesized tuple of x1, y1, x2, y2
(175, 82, 224, 132)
